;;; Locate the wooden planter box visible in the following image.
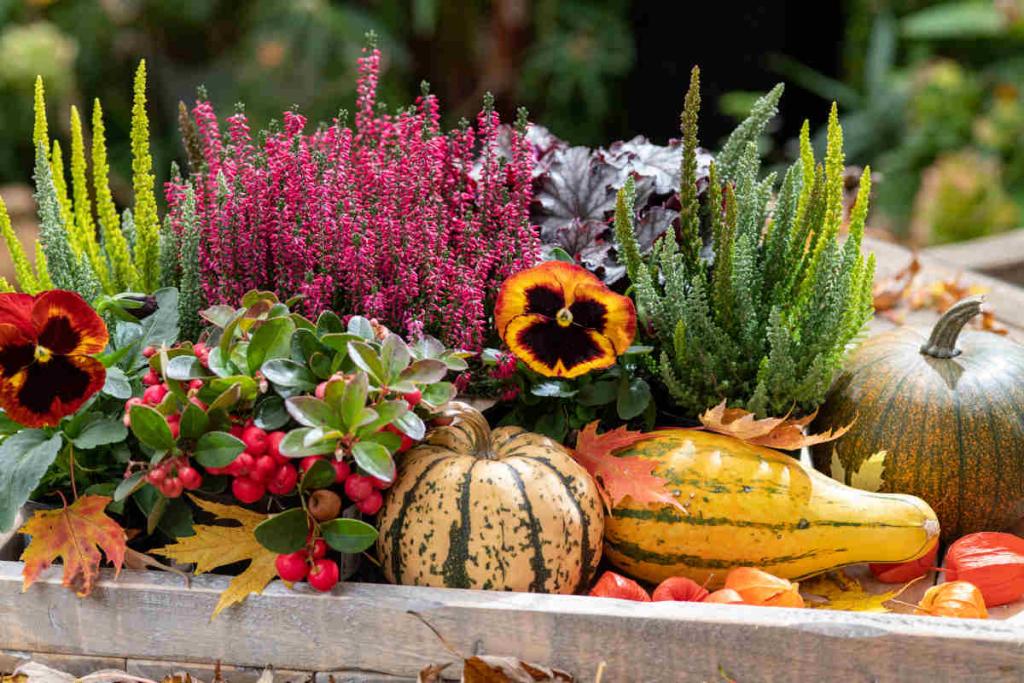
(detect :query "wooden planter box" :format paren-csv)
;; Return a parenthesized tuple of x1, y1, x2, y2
(1, 239, 1023, 682)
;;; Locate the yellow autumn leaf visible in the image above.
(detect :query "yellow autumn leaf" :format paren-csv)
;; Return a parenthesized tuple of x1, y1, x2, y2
(153, 495, 278, 619)
(830, 449, 886, 492)
(801, 570, 914, 612)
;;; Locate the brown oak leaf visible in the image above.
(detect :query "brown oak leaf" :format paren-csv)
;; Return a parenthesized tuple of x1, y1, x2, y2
(19, 495, 127, 597)
(698, 401, 851, 450)
(572, 422, 684, 513)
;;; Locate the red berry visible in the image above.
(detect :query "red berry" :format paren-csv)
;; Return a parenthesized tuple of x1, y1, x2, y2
(384, 423, 416, 453)
(206, 466, 224, 476)
(267, 431, 288, 464)
(356, 489, 383, 515)
(275, 551, 309, 582)
(403, 389, 422, 407)
(142, 384, 168, 405)
(125, 396, 144, 410)
(142, 369, 161, 386)
(242, 426, 268, 456)
(142, 346, 157, 358)
(370, 475, 391, 490)
(310, 538, 328, 560)
(332, 459, 351, 484)
(307, 558, 339, 592)
(315, 382, 328, 400)
(231, 476, 266, 504)
(146, 468, 166, 485)
(189, 396, 208, 411)
(193, 342, 208, 356)
(344, 474, 374, 502)
(232, 452, 256, 476)
(267, 463, 299, 495)
(123, 413, 132, 428)
(229, 424, 245, 439)
(254, 455, 278, 482)
(167, 419, 181, 440)
(188, 379, 204, 391)
(300, 455, 323, 473)
(160, 477, 184, 499)
(178, 466, 202, 490)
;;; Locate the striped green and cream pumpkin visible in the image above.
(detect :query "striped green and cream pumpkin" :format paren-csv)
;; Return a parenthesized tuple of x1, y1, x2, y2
(812, 296, 1024, 540)
(377, 403, 604, 593)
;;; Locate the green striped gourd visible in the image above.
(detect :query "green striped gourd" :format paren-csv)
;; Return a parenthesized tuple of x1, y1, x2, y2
(377, 403, 604, 593)
(604, 429, 939, 586)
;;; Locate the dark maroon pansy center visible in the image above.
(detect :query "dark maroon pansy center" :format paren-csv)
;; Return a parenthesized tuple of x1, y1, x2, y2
(37, 315, 81, 355)
(516, 319, 604, 371)
(0, 343, 35, 376)
(525, 285, 563, 318)
(569, 298, 607, 330)
(17, 356, 92, 416)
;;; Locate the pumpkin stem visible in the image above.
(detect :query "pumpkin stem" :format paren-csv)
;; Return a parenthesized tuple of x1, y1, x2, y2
(919, 296, 984, 359)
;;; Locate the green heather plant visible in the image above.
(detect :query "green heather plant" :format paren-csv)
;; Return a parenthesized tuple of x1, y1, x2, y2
(615, 68, 875, 418)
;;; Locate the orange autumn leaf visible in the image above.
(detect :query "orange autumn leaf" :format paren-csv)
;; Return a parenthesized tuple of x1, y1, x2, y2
(725, 567, 805, 608)
(697, 401, 851, 450)
(872, 253, 920, 312)
(19, 495, 126, 597)
(572, 422, 683, 513)
(916, 581, 988, 619)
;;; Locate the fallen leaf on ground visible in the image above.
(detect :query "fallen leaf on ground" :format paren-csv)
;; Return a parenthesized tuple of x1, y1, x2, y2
(572, 422, 682, 512)
(872, 254, 920, 311)
(19, 495, 126, 597)
(153, 495, 277, 619)
(697, 402, 851, 450)
(801, 570, 916, 612)
(463, 656, 573, 682)
(125, 547, 191, 585)
(417, 663, 451, 683)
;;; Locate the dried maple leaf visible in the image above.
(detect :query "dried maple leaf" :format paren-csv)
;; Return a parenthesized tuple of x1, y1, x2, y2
(463, 656, 573, 682)
(19, 495, 126, 597)
(698, 401, 851, 450)
(572, 422, 684, 513)
(153, 496, 277, 619)
(801, 570, 917, 612)
(872, 254, 920, 312)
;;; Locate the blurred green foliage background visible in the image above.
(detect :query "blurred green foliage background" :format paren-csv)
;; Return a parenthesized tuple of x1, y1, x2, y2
(0, 0, 1022, 247)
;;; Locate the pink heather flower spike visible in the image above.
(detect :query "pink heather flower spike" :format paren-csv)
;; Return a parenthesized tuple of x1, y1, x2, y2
(167, 46, 540, 350)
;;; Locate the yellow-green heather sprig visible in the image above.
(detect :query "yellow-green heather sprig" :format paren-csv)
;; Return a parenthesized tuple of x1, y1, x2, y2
(0, 196, 38, 293)
(130, 60, 160, 291)
(92, 99, 137, 291)
(69, 106, 112, 292)
(50, 140, 75, 234)
(33, 242, 53, 289)
(33, 76, 48, 154)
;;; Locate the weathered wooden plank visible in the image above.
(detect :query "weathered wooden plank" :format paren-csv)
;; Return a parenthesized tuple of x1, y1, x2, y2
(0, 563, 1021, 683)
(922, 228, 1024, 286)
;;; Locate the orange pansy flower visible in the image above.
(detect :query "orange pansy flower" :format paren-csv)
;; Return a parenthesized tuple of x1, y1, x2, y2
(495, 261, 636, 379)
(0, 290, 108, 427)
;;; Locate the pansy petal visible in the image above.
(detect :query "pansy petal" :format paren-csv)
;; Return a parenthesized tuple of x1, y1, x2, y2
(0, 324, 35, 378)
(506, 313, 617, 379)
(495, 261, 604, 339)
(32, 290, 108, 355)
(0, 293, 36, 338)
(573, 281, 637, 353)
(0, 355, 106, 428)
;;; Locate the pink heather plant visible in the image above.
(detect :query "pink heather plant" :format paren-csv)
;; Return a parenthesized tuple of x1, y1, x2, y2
(166, 46, 539, 351)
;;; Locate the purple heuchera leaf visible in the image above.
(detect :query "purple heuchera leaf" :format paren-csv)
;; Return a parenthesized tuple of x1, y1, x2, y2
(533, 146, 625, 242)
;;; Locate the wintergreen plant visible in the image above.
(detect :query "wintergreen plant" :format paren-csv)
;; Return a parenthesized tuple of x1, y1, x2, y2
(615, 68, 875, 418)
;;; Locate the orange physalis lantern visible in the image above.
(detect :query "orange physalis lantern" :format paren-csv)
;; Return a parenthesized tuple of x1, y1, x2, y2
(916, 581, 988, 619)
(0, 290, 108, 427)
(588, 571, 651, 601)
(704, 588, 745, 605)
(724, 567, 805, 608)
(495, 261, 636, 378)
(944, 532, 1024, 607)
(652, 576, 710, 602)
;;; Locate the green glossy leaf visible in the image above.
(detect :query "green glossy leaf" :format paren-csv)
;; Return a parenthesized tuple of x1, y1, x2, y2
(309, 352, 332, 380)
(316, 311, 344, 335)
(531, 381, 577, 398)
(101, 366, 132, 399)
(180, 402, 210, 440)
(577, 380, 618, 406)
(399, 359, 448, 385)
(351, 440, 395, 482)
(340, 373, 369, 431)
(319, 332, 360, 354)
(300, 458, 336, 491)
(280, 428, 336, 457)
(363, 430, 401, 451)
(391, 410, 426, 441)
(165, 355, 209, 381)
(114, 470, 146, 502)
(347, 315, 374, 340)
(206, 347, 232, 378)
(546, 246, 575, 263)
(247, 316, 296, 372)
(254, 508, 309, 554)
(616, 377, 651, 420)
(72, 418, 128, 450)
(347, 341, 385, 384)
(321, 517, 378, 554)
(254, 396, 290, 430)
(207, 383, 242, 415)
(194, 431, 246, 468)
(0, 430, 62, 532)
(200, 304, 238, 328)
(285, 396, 337, 428)
(262, 358, 316, 389)
(420, 381, 455, 408)
(130, 405, 174, 451)
(209, 375, 259, 401)
(381, 334, 412, 378)
(358, 400, 407, 434)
